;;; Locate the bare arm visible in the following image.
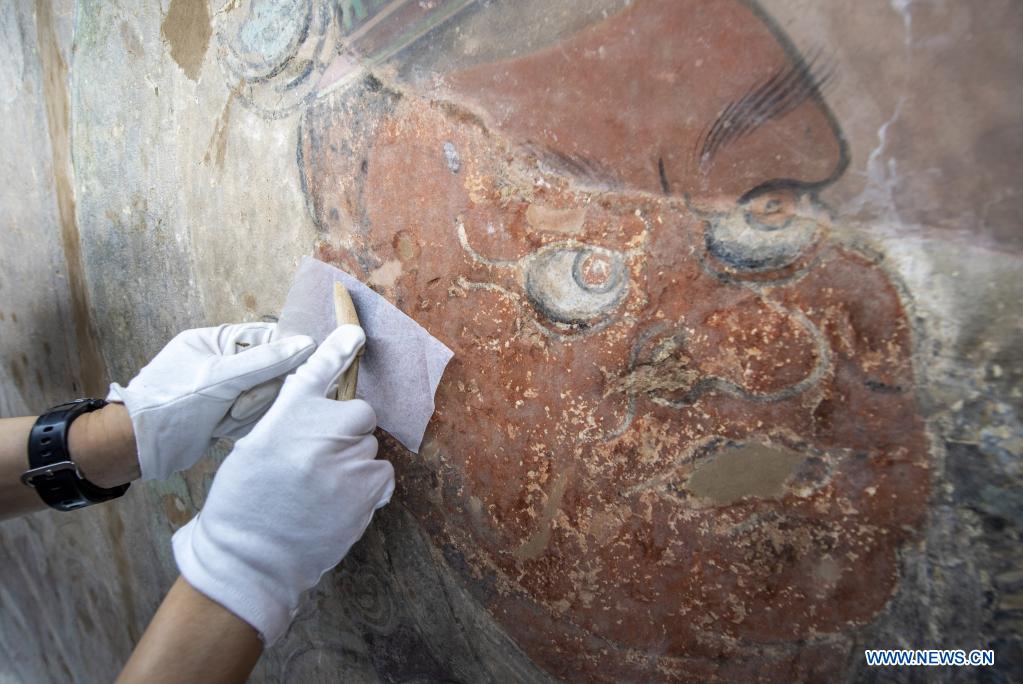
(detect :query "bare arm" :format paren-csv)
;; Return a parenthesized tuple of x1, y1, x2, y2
(0, 324, 321, 681)
(0, 403, 140, 520)
(1, 407, 263, 681)
(117, 577, 263, 684)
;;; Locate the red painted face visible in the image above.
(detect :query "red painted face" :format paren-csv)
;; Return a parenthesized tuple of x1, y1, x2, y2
(300, 1, 928, 679)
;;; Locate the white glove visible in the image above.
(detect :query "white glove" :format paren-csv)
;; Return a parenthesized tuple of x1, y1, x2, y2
(107, 322, 316, 480)
(172, 325, 394, 645)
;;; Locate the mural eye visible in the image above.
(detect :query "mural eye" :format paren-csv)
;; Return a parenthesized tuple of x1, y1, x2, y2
(523, 246, 628, 326)
(744, 188, 799, 230)
(705, 189, 819, 271)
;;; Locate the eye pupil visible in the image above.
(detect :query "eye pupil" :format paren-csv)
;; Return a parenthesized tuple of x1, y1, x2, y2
(576, 252, 615, 291)
(572, 249, 623, 295)
(704, 190, 819, 273)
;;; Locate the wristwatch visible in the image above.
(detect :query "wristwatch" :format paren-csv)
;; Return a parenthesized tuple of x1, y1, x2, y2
(21, 399, 131, 511)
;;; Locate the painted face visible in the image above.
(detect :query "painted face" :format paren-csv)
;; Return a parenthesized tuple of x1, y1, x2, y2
(300, 0, 929, 679)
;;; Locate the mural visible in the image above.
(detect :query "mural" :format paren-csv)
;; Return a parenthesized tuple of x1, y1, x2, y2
(211, 0, 931, 680)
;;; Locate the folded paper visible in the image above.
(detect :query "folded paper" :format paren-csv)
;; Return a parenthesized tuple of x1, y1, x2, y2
(278, 256, 453, 453)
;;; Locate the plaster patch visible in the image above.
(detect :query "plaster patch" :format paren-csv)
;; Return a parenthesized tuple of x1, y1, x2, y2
(526, 204, 587, 235)
(686, 442, 806, 505)
(368, 259, 403, 290)
(161, 0, 211, 81)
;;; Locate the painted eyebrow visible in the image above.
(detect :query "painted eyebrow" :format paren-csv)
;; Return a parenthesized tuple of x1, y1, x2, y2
(527, 142, 620, 189)
(697, 51, 834, 168)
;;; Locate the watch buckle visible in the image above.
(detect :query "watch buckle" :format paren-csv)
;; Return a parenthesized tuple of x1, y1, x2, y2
(20, 461, 81, 488)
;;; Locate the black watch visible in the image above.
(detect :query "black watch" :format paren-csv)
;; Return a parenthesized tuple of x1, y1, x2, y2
(21, 399, 131, 511)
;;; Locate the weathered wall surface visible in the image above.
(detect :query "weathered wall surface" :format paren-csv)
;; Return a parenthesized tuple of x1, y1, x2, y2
(1, 1, 1020, 682)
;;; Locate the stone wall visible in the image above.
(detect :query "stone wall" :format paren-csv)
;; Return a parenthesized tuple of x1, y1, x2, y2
(1, 1, 1020, 681)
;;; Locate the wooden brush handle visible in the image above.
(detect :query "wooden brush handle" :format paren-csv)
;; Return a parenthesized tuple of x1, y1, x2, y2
(333, 282, 362, 401)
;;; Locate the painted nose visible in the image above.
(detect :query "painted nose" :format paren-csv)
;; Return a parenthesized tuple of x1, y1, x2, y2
(618, 295, 825, 407)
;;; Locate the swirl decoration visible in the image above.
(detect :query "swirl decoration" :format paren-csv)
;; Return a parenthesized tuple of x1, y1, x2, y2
(339, 562, 400, 635)
(211, 0, 342, 119)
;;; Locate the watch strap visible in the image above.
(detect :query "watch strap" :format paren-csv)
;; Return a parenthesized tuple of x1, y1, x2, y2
(23, 399, 130, 511)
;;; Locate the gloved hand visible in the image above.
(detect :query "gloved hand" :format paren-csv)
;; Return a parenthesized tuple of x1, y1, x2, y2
(171, 324, 394, 645)
(107, 322, 316, 480)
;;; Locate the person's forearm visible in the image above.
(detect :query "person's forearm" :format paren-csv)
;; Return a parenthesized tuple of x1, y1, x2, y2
(0, 415, 44, 518)
(118, 576, 263, 684)
(68, 403, 140, 486)
(0, 403, 140, 520)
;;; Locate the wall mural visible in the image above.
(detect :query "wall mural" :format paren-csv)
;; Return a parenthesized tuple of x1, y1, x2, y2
(211, 0, 930, 680)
